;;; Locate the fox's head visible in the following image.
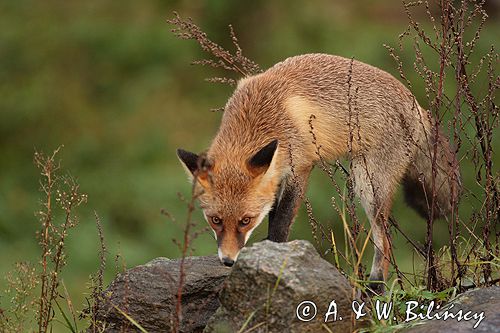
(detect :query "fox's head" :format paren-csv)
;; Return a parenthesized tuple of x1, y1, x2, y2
(177, 139, 281, 267)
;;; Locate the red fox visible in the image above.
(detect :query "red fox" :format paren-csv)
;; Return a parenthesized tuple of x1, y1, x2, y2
(177, 54, 460, 293)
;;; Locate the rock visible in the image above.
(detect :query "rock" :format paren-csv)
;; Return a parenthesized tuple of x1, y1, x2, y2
(95, 256, 231, 333)
(403, 286, 500, 332)
(204, 240, 354, 333)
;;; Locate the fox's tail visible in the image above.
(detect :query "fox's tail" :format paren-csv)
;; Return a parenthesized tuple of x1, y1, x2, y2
(403, 118, 461, 220)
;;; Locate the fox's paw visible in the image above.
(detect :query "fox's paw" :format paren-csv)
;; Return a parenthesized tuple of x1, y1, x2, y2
(366, 281, 385, 297)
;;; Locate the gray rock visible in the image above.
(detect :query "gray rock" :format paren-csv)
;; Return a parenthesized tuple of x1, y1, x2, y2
(95, 256, 230, 333)
(204, 240, 354, 333)
(403, 286, 500, 332)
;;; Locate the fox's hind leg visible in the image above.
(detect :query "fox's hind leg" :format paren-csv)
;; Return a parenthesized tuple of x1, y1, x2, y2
(351, 152, 407, 295)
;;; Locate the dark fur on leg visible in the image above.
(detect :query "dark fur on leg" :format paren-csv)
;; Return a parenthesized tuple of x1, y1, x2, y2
(267, 183, 300, 242)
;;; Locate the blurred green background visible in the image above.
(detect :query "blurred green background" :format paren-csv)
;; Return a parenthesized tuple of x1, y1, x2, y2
(0, 0, 498, 324)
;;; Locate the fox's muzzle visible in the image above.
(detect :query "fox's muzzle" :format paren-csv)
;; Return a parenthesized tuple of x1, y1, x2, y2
(216, 226, 247, 267)
(221, 257, 235, 267)
(217, 248, 240, 267)
(217, 241, 242, 267)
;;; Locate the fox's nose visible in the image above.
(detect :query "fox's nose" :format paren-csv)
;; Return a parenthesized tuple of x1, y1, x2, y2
(222, 257, 234, 267)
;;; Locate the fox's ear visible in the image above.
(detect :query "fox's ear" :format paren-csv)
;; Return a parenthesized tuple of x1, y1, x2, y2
(177, 149, 211, 187)
(247, 139, 278, 176)
(177, 149, 199, 175)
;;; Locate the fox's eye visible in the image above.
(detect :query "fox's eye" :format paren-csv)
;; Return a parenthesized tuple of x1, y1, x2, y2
(240, 217, 251, 225)
(211, 216, 222, 225)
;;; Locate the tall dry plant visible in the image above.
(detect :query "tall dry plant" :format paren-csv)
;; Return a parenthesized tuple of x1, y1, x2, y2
(35, 148, 88, 332)
(167, 12, 261, 112)
(384, 0, 498, 291)
(168, 12, 261, 81)
(164, 13, 262, 332)
(0, 148, 89, 333)
(160, 176, 210, 332)
(80, 211, 108, 333)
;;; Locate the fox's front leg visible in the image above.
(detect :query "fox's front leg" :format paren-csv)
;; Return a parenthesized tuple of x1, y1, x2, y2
(268, 167, 310, 242)
(267, 182, 300, 242)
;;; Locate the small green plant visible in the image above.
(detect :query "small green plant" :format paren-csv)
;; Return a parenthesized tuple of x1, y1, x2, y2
(361, 284, 457, 332)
